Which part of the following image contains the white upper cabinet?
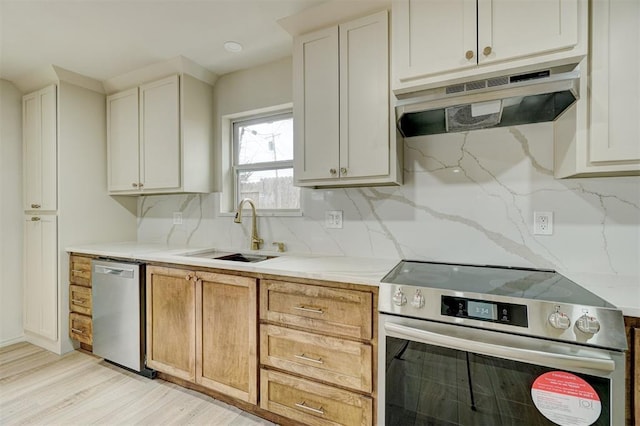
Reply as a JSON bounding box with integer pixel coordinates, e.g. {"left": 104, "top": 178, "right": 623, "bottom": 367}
{"left": 23, "top": 85, "right": 57, "bottom": 211}
{"left": 554, "top": 0, "right": 640, "bottom": 177}
{"left": 107, "top": 87, "right": 139, "bottom": 192}
{"left": 392, "top": 0, "right": 586, "bottom": 93}
{"left": 107, "top": 74, "right": 215, "bottom": 195}
{"left": 294, "top": 10, "right": 402, "bottom": 187}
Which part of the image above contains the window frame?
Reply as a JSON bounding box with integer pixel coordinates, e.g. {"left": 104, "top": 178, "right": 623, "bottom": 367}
{"left": 224, "top": 107, "right": 301, "bottom": 216}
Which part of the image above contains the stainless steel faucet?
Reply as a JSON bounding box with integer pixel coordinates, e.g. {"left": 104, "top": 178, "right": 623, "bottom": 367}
{"left": 234, "top": 198, "right": 263, "bottom": 250}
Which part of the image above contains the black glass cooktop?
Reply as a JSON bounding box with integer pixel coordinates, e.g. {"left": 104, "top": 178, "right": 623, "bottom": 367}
{"left": 382, "top": 261, "right": 616, "bottom": 308}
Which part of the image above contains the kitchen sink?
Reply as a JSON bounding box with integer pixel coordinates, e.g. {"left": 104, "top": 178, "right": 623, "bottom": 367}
{"left": 183, "top": 249, "right": 275, "bottom": 263}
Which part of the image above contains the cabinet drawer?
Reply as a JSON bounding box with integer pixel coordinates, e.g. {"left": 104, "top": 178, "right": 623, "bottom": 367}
{"left": 260, "top": 280, "right": 372, "bottom": 340}
{"left": 261, "top": 325, "right": 372, "bottom": 393}
{"left": 69, "top": 255, "right": 91, "bottom": 286}
{"left": 69, "top": 285, "right": 92, "bottom": 315}
{"left": 260, "top": 369, "right": 372, "bottom": 426}
{"left": 69, "top": 312, "right": 92, "bottom": 345}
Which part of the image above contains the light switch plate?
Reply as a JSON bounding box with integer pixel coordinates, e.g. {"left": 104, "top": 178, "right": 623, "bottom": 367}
{"left": 325, "top": 210, "right": 343, "bottom": 229}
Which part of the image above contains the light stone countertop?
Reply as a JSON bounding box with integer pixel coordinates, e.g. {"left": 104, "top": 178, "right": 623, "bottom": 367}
{"left": 66, "top": 241, "right": 640, "bottom": 316}
{"left": 65, "top": 241, "right": 401, "bottom": 287}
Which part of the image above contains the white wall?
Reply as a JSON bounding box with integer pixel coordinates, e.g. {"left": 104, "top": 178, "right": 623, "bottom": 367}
{"left": 0, "top": 79, "right": 24, "bottom": 346}
{"left": 137, "top": 58, "right": 640, "bottom": 315}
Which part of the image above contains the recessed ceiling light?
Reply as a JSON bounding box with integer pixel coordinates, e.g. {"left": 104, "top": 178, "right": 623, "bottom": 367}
{"left": 224, "top": 41, "right": 243, "bottom": 53}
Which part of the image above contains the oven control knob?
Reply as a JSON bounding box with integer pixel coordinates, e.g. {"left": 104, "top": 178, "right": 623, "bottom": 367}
{"left": 576, "top": 314, "right": 601, "bottom": 334}
{"left": 392, "top": 288, "right": 407, "bottom": 306}
{"left": 411, "top": 290, "right": 425, "bottom": 308}
{"left": 548, "top": 311, "right": 571, "bottom": 329}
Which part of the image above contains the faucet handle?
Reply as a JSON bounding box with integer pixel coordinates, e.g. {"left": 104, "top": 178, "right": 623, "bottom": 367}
{"left": 272, "top": 241, "right": 285, "bottom": 253}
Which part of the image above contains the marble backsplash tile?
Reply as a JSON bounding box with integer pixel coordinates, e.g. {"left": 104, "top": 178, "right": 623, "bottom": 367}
{"left": 138, "top": 123, "right": 640, "bottom": 280}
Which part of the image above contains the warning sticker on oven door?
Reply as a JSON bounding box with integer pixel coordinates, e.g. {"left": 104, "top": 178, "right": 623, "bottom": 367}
{"left": 531, "top": 371, "right": 601, "bottom": 426}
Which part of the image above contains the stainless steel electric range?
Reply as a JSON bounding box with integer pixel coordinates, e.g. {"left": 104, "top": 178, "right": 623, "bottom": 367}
{"left": 378, "top": 260, "right": 627, "bottom": 426}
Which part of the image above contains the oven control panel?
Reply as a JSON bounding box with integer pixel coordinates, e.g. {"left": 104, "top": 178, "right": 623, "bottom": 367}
{"left": 441, "top": 296, "right": 529, "bottom": 327}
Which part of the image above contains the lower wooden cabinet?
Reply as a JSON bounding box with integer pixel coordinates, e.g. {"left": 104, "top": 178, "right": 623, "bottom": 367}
{"left": 197, "top": 270, "right": 258, "bottom": 403}
{"left": 146, "top": 266, "right": 197, "bottom": 381}
{"left": 624, "top": 316, "right": 640, "bottom": 425}
{"left": 146, "top": 265, "right": 258, "bottom": 403}
{"left": 68, "top": 254, "right": 93, "bottom": 347}
{"left": 69, "top": 312, "right": 92, "bottom": 345}
{"left": 260, "top": 369, "right": 373, "bottom": 426}
{"left": 260, "top": 279, "right": 377, "bottom": 425}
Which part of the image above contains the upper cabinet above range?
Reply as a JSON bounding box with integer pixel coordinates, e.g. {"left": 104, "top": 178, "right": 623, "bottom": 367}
{"left": 107, "top": 74, "right": 216, "bottom": 195}
{"left": 392, "top": 0, "right": 587, "bottom": 94}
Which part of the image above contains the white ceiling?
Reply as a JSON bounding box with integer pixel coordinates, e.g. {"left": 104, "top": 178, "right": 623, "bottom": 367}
{"left": 0, "top": 0, "right": 325, "bottom": 85}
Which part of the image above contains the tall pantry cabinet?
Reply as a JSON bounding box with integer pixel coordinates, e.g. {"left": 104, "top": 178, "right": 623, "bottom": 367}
{"left": 21, "top": 69, "right": 136, "bottom": 354}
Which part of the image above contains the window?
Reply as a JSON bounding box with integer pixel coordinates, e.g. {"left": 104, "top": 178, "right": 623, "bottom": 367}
{"left": 231, "top": 111, "right": 300, "bottom": 212}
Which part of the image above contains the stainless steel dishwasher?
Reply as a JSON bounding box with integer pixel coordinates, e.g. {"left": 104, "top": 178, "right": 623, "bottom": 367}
{"left": 92, "top": 259, "right": 155, "bottom": 377}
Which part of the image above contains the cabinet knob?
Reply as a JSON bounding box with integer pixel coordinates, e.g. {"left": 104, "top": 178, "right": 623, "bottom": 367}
{"left": 465, "top": 50, "right": 474, "bottom": 60}
{"left": 132, "top": 183, "right": 138, "bottom": 188}
{"left": 483, "top": 46, "right": 492, "bottom": 56}
{"left": 138, "top": 182, "right": 144, "bottom": 188}
{"left": 31, "top": 217, "right": 41, "bottom": 222}
{"left": 31, "top": 204, "right": 41, "bottom": 209}
{"left": 329, "top": 168, "right": 337, "bottom": 176}
{"left": 185, "top": 273, "right": 193, "bottom": 281}
{"left": 340, "top": 167, "right": 347, "bottom": 175}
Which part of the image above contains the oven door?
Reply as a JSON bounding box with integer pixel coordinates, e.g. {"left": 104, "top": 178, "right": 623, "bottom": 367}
{"left": 378, "top": 314, "right": 625, "bottom": 426}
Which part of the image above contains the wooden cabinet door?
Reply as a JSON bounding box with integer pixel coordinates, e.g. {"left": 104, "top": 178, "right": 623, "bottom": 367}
{"left": 477, "top": 0, "right": 579, "bottom": 65}
{"left": 146, "top": 266, "right": 196, "bottom": 381}
{"left": 293, "top": 26, "right": 340, "bottom": 183}
{"left": 339, "top": 11, "right": 390, "bottom": 180}
{"left": 23, "top": 214, "right": 57, "bottom": 340}
{"left": 196, "top": 271, "right": 258, "bottom": 404}
{"left": 107, "top": 87, "right": 140, "bottom": 192}
{"left": 23, "top": 85, "right": 57, "bottom": 211}
{"left": 139, "top": 75, "right": 181, "bottom": 191}
{"left": 589, "top": 0, "right": 640, "bottom": 164}
{"left": 392, "top": 0, "right": 477, "bottom": 83}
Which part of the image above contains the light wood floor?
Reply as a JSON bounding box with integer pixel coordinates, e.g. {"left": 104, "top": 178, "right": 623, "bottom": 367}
{"left": 0, "top": 342, "right": 276, "bottom": 425}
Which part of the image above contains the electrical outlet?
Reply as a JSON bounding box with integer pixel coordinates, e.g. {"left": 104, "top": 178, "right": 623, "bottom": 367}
{"left": 533, "top": 211, "right": 553, "bottom": 235}
{"left": 325, "top": 210, "right": 343, "bottom": 229}
{"left": 173, "top": 212, "right": 183, "bottom": 225}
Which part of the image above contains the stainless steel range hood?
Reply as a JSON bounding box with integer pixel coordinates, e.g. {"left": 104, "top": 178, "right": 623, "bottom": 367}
{"left": 396, "top": 64, "right": 580, "bottom": 137}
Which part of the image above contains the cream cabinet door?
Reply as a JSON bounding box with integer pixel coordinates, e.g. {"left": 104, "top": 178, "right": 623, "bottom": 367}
{"left": 23, "top": 214, "right": 57, "bottom": 341}
{"left": 477, "top": 0, "right": 579, "bottom": 65}
{"left": 589, "top": 0, "right": 640, "bottom": 163}
{"left": 23, "top": 85, "right": 57, "bottom": 211}
{"left": 107, "top": 87, "right": 140, "bottom": 192}
{"left": 293, "top": 26, "right": 340, "bottom": 183}
{"left": 392, "top": 0, "right": 477, "bottom": 83}
{"left": 139, "top": 75, "right": 181, "bottom": 191}
{"left": 339, "top": 10, "right": 390, "bottom": 180}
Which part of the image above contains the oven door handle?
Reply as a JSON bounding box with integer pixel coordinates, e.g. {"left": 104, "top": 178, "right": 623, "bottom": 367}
{"left": 384, "top": 322, "right": 616, "bottom": 373}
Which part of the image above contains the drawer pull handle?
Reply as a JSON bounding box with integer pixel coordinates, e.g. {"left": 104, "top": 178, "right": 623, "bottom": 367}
{"left": 295, "top": 401, "right": 324, "bottom": 415}
{"left": 293, "top": 306, "right": 324, "bottom": 315}
{"left": 295, "top": 354, "right": 324, "bottom": 364}
{"left": 71, "top": 269, "right": 84, "bottom": 274}
{"left": 71, "top": 328, "right": 85, "bottom": 335}
{"left": 71, "top": 299, "right": 87, "bottom": 305}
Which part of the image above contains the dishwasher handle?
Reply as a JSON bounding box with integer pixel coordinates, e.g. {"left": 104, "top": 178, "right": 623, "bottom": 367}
{"left": 94, "top": 264, "right": 136, "bottom": 279}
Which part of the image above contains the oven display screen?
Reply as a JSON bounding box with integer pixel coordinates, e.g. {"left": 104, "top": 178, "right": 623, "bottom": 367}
{"left": 468, "top": 301, "right": 497, "bottom": 320}
{"left": 441, "top": 296, "right": 528, "bottom": 327}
